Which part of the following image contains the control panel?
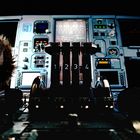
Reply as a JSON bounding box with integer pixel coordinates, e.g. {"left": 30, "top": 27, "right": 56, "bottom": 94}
{"left": 1, "top": 15, "right": 140, "bottom": 140}
{"left": 91, "top": 18, "right": 127, "bottom": 91}
{"left": 1, "top": 15, "right": 138, "bottom": 93}
{"left": 11, "top": 17, "right": 53, "bottom": 90}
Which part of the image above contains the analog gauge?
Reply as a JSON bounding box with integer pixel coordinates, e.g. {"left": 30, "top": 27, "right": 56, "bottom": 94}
{"left": 108, "top": 48, "right": 119, "bottom": 57}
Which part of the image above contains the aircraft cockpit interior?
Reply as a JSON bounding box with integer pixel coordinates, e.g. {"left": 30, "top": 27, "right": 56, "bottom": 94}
{"left": 1, "top": 14, "right": 140, "bottom": 139}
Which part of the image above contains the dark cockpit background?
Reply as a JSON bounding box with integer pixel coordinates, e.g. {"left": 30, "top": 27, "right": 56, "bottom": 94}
{"left": 1, "top": 0, "right": 140, "bottom": 16}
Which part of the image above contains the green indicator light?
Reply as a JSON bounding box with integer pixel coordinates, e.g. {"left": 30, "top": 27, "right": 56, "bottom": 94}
{"left": 94, "top": 25, "right": 107, "bottom": 29}
{"left": 94, "top": 25, "right": 98, "bottom": 28}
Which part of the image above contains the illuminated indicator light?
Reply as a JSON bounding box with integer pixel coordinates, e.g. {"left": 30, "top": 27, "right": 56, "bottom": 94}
{"left": 85, "top": 105, "right": 89, "bottom": 109}
{"left": 110, "top": 105, "right": 114, "bottom": 108}
{"left": 45, "top": 29, "right": 49, "bottom": 33}
{"left": 98, "top": 61, "right": 109, "bottom": 64}
{"left": 77, "top": 122, "right": 81, "bottom": 126}
{"left": 105, "top": 105, "right": 108, "bottom": 108}
{"left": 60, "top": 105, "right": 64, "bottom": 108}
{"left": 94, "top": 25, "right": 107, "bottom": 29}
{"left": 35, "top": 105, "right": 39, "bottom": 108}
{"left": 5, "top": 114, "right": 8, "bottom": 116}
{"left": 109, "top": 129, "right": 115, "bottom": 132}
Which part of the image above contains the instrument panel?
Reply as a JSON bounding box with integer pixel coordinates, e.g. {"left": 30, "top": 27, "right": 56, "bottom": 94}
{"left": 1, "top": 15, "right": 140, "bottom": 140}
{"left": 0, "top": 15, "right": 139, "bottom": 92}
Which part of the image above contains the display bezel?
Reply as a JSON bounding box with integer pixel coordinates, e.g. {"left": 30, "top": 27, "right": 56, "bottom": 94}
{"left": 33, "top": 20, "right": 49, "bottom": 34}
{"left": 54, "top": 18, "right": 89, "bottom": 43}
{"left": 20, "top": 72, "right": 41, "bottom": 88}
{"left": 99, "top": 71, "right": 119, "bottom": 85}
